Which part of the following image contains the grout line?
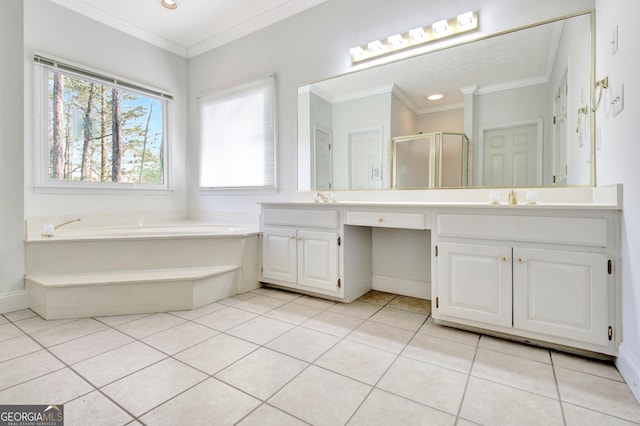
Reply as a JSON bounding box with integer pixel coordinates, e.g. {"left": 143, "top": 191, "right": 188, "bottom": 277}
{"left": 550, "top": 350, "right": 569, "bottom": 426}
{"left": 454, "top": 339, "right": 480, "bottom": 425}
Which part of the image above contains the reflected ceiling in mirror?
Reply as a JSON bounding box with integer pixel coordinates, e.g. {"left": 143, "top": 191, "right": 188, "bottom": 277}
{"left": 297, "top": 11, "right": 594, "bottom": 191}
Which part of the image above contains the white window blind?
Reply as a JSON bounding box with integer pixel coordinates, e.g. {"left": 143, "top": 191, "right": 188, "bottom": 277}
{"left": 198, "top": 75, "right": 277, "bottom": 189}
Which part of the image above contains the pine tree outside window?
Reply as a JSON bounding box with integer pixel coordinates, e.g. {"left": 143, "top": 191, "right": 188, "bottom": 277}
{"left": 34, "top": 55, "right": 171, "bottom": 188}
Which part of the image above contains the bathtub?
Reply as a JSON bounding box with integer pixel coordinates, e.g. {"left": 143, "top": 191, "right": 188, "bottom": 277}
{"left": 24, "top": 220, "right": 261, "bottom": 318}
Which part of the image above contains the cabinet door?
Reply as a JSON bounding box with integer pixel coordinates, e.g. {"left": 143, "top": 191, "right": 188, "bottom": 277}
{"left": 438, "top": 242, "right": 512, "bottom": 327}
{"left": 513, "top": 248, "right": 609, "bottom": 345}
{"left": 297, "top": 230, "right": 339, "bottom": 292}
{"left": 262, "top": 227, "right": 297, "bottom": 283}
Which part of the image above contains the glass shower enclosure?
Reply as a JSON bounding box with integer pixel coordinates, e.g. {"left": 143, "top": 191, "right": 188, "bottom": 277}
{"left": 392, "top": 132, "right": 470, "bottom": 189}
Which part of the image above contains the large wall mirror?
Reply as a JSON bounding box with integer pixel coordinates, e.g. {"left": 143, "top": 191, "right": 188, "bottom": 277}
{"left": 297, "top": 11, "right": 594, "bottom": 191}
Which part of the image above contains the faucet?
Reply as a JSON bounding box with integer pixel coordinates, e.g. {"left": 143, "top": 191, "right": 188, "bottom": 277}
{"left": 41, "top": 217, "right": 81, "bottom": 237}
{"left": 316, "top": 192, "right": 329, "bottom": 203}
{"left": 55, "top": 218, "right": 81, "bottom": 230}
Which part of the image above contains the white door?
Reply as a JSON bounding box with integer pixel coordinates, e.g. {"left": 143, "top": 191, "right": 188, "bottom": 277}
{"left": 349, "top": 128, "right": 382, "bottom": 190}
{"left": 261, "top": 227, "right": 297, "bottom": 284}
{"left": 513, "top": 248, "right": 610, "bottom": 345}
{"left": 483, "top": 124, "right": 538, "bottom": 186}
{"left": 553, "top": 72, "right": 568, "bottom": 186}
{"left": 314, "top": 127, "right": 332, "bottom": 190}
{"left": 438, "top": 242, "right": 512, "bottom": 327}
{"left": 297, "top": 230, "right": 339, "bottom": 293}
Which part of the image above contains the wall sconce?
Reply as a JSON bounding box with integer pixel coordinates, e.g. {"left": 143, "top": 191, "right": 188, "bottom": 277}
{"left": 349, "top": 11, "right": 479, "bottom": 63}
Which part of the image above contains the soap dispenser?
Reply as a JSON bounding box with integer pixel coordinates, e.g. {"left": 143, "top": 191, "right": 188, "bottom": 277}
{"left": 508, "top": 190, "right": 518, "bottom": 205}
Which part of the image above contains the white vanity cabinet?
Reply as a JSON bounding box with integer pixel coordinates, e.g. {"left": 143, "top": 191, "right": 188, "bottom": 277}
{"left": 433, "top": 212, "right": 618, "bottom": 355}
{"left": 261, "top": 206, "right": 342, "bottom": 298}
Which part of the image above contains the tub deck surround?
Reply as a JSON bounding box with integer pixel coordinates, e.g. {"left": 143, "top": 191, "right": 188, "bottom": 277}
{"left": 27, "top": 266, "right": 239, "bottom": 320}
{"left": 259, "top": 185, "right": 622, "bottom": 356}
{"left": 24, "top": 220, "right": 261, "bottom": 319}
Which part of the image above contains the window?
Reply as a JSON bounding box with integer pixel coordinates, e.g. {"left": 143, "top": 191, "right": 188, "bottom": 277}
{"left": 34, "top": 55, "right": 171, "bottom": 187}
{"left": 198, "top": 75, "right": 276, "bottom": 189}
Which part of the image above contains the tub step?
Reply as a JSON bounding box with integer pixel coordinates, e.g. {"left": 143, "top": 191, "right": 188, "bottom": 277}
{"left": 26, "top": 266, "right": 240, "bottom": 320}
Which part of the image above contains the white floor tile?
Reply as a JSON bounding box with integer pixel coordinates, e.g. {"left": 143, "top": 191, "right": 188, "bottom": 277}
{"left": 418, "top": 317, "right": 480, "bottom": 346}
{"left": 269, "top": 365, "right": 371, "bottom": 426}
{"left": 175, "top": 333, "right": 258, "bottom": 375}
{"left": 227, "top": 316, "right": 294, "bottom": 345}
{"left": 140, "top": 378, "right": 260, "bottom": 426}
{"left": 478, "top": 335, "right": 551, "bottom": 364}
{"left": 302, "top": 311, "right": 364, "bottom": 338}
{"left": 216, "top": 347, "right": 307, "bottom": 400}
{"left": 64, "top": 390, "right": 134, "bottom": 426}
{"left": 49, "top": 328, "right": 135, "bottom": 365}
{"left": 73, "top": 341, "right": 166, "bottom": 387}
{"left": 369, "top": 306, "right": 427, "bottom": 332}
{"left": 377, "top": 356, "right": 468, "bottom": 415}
{"left": 30, "top": 318, "right": 107, "bottom": 347}
{"left": 552, "top": 351, "right": 623, "bottom": 381}
{"left": 266, "top": 326, "right": 340, "bottom": 362}
{"left": 315, "top": 339, "right": 396, "bottom": 385}
{"left": 460, "top": 376, "right": 564, "bottom": 426}
{"left": 0, "top": 350, "right": 64, "bottom": 391}
{"left": 0, "top": 323, "right": 25, "bottom": 342}
{"left": 563, "top": 402, "right": 639, "bottom": 426}
{"left": 347, "top": 320, "right": 414, "bottom": 354}
{"left": 2, "top": 309, "right": 37, "bottom": 322}
{"left": 193, "top": 306, "right": 257, "bottom": 331}
{"left": 115, "top": 313, "right": 185, "bottom": 339}
{"left": 403, "top": 333, "right": 477, "bottom": 373}
{"left": 472, "top": 348, "right": 558, "bottom": 398}
{"left": 556, "top": 366, "right": 640, "bottom": 423}
{"left": 237, "top": 404, "right": 307, "bottom": 426}
{"left": 102, "top": 358, "right": 206, "bottom": 417}
{"left": 349, "top": 388, "right": 456, "bottom": 426}
{"left": 142, "top": 321, "right": 218, "bottom": 355}
{"left": 0, "top": 368, "right": 92, "bottom": 405}
{"left": 0, "top": 334, "right": 42, "bottom": 363}
{"left": 264, "top": 302, "right": 322, "bottom": 325}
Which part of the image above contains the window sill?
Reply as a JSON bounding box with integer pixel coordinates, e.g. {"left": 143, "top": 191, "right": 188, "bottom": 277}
{"left": 32, "top": 184, "right": 175, "bottom": 196}
{"left": 198, "top": 186, "right": 278, "bottom": 196}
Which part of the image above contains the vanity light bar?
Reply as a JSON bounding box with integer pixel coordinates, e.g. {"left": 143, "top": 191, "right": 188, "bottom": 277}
{"left": 349, "top": 11, "right": 479, "bottom": 63}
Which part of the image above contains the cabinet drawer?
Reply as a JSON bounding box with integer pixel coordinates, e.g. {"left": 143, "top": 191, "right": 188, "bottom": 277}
{"left": 263, "top": 208, "right": 339, "bottom": 229}
{"left": 346, "top": 210, "right": 424, "bottom": 229}
{"left": 437, "top": 214, "right": 607, "bottom": 247}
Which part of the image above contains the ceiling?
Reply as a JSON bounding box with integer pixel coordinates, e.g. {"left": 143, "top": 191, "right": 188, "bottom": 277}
{"left": 49, "top": 0, "right": 328, "bottom": 58}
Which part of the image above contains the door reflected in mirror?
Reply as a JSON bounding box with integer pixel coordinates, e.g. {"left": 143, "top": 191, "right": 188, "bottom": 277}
{"left": 297, "top": 11, "right": 594, "bottom": 191}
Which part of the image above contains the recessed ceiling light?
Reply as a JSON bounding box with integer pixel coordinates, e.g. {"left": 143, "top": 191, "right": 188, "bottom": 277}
{"left": 427, "top": 92, "right": 447, "bottom": 101}
{"left": 160, "top": 0, "right": 178, "bottom": 10}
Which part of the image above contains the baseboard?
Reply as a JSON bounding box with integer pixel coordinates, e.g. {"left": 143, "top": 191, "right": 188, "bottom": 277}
{"left": 372, "top": 274, "right": 430, "bottom": 299}
{"left": 0, "top": 290, "right": 30, "bottom": 315}
{"left": 616, "top": 342, "right": 640, "bottom": 403}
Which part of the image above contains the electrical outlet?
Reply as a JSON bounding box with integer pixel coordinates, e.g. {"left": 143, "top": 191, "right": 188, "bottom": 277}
{"left": 611, "top": 25, "right": 619, "bottom": 54}
{"left": 612, "top": 84, "right": 624, "bottom": 116}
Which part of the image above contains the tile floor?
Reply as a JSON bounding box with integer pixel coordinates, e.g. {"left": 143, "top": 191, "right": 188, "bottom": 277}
{"left": 1, "top": 289, "right": 639, "bottom": 425}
